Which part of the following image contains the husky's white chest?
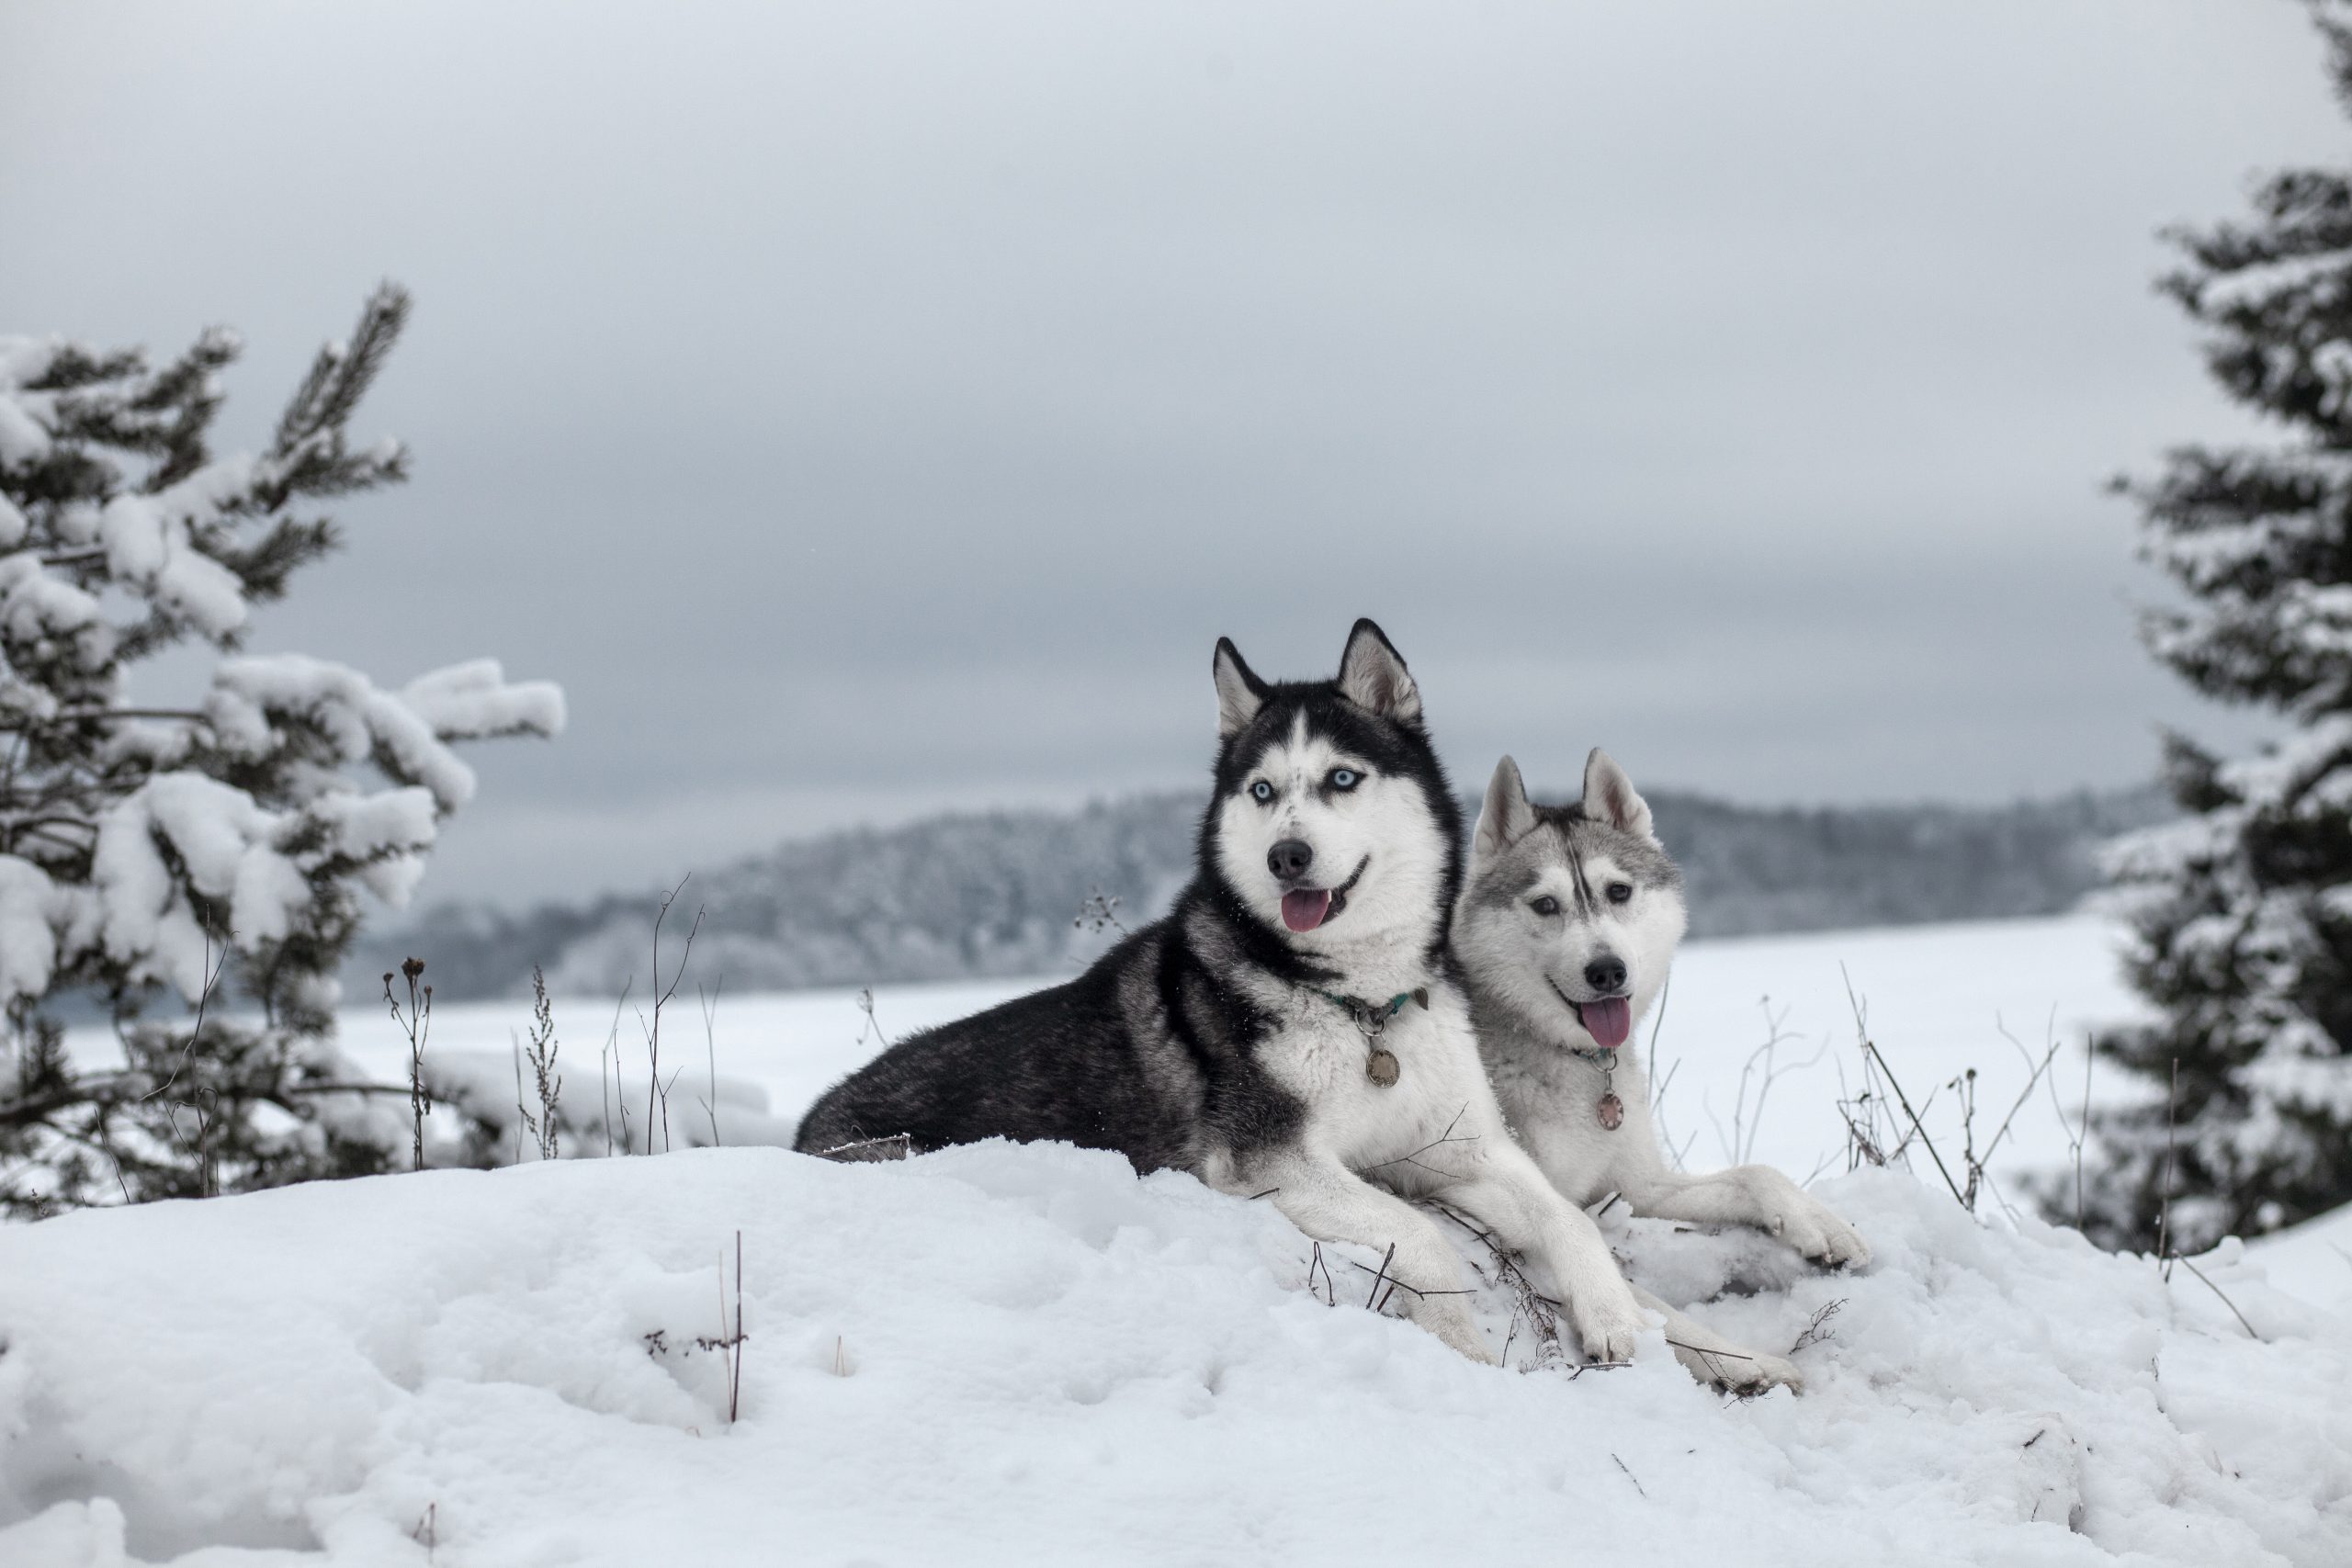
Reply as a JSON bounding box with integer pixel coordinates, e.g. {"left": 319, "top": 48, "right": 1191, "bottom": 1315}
{"left": 1483, "top": 1035, "right": 1645, "bottom": 1207}
{"left": 1260, "top": 986, "right": 1499, "bottom": 1185}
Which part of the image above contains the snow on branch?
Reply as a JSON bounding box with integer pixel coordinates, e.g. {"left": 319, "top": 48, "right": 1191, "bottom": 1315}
{"left": 207, "top": 653, "right": 564, "bottom": 814}
{"left": 0, "top": 287, "right": 564, "bottom": 1216}
{"left": 401, "top": 659, "right": 567, "bottom": 742}
{"left": 96, "top": 464, "right": 262, "bottom": 638}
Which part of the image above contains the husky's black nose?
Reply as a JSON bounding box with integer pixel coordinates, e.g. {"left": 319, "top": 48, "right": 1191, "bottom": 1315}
{"left": 1267, "top": 839, "right": 1315, "bottom": 881}
{"left": 1584, "top": 955, "right": 1627, "bottom": 994}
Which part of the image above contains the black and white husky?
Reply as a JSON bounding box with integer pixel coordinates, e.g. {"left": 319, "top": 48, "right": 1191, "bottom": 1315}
{"left": 796, "top": 621, "right": 1649, "bottom": 1365}
{"left": 1453, "top": 750, "right": 1872, "bottom": 1389}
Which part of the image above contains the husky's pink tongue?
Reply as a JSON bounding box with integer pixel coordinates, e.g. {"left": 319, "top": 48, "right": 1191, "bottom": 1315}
{"left": 1281, "top": 888, "right": 1332, "bottom": 932}
{"left": 1577, "top": 997, "right": 1632, "bottom": 1047}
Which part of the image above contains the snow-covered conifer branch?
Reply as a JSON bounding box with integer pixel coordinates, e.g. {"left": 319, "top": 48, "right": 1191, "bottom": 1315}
{"left": 2073, "top": 6, "right": 2352, "bottom": 1251}
{"left": 0, "top": 287, "right": 562, "bottom": 1216}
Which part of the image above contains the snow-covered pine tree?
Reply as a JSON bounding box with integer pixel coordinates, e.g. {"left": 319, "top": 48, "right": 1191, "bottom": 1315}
{"left": 0, "top": 285, "right": 564, "bottom": 1216}
{"left": 2080, "top": 5, "right": 2352, "bottom": 1254}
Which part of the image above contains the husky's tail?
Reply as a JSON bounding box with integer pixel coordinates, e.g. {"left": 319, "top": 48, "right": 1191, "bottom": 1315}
{"left": 793, "top": 1088, "right": 915, "bottom": 1163}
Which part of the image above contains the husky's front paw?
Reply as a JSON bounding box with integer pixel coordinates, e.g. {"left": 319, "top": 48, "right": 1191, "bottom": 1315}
{"left": 1736, "top": 1168, "right": 1869, "bottom": 1268}
{"left": 1565, "top": 1286, "right": 1649, "bottom": 1366}
{"left": 1409, "top": 1298, "right": 1498, "bottom": 1365}
{"left": 1771, "top": 1196, "right": 1870, "bottom": 1269}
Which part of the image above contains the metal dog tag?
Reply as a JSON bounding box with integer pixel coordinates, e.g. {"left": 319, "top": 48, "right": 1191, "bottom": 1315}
{"left": 1596, "top": 1092, "right": 1623, "bottom": 1131}
{"left": 1366, "top": 1048, "right": 1400, "bottom": 1088}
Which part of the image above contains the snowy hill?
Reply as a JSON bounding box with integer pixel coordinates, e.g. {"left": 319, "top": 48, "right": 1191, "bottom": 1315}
{"left": 3, "top": 1147, "right": 2346, "bottom": 1566}
{"left": 352, "top": 785, "right": 2168, "bottom": 1001}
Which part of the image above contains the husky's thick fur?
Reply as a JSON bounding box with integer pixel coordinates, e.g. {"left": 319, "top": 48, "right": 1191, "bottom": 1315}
{"left": 797, "top": 621, "right": 1650, "bottom": 1365}
{"left": 1453, "top": 750, "right": 1871, "bottom": 1389}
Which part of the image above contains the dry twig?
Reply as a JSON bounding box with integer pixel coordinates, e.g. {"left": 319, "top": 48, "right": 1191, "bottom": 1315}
{"left": 1790, "top": 1298, "right": 1846, "bottom": 1355}
{"left": 511, "top": 1029, "right": 528, "bottom": 1167}
{"left": 2158, "top": 1056, "right": 2179, "bottom": 1268}
{"left": 1363, "top": 1241, "right": 1398, "bottom": 1311}
{"left": 1354, "top": 1105, "right": 1476, "bottom": 1180}
{"left": 524, "top": 965, "right": 560, "bottom": 1161}
{"left": 1073, "top": 888, "right": 1129, "bottom": 937}
{"left": 1430, "top": 1201, "right": 1564, "bottom": 1371}
{"left": 384, "top": 957, "right": 433, "bottom": 1171}
{"left": 696, "top": 978, "right": 723, "bottom": 1148}
{"left": 141, "top": 908, "right": 230, "bottom": 1103}
{"left": 1703, "top": 997, "right": 1829, "bottom": 1168}
{"left": 1837, "top": 964, "right": 1966, "bottom": 1209}
{"left": 602, "top": 979, "right": 634, "bottom": 1154}
{"left": 2171, "top": 1254, "right": 2260, "bottom": 1339}
{"left": 693, "top": 1229, "right": 750, "bottom": 1424}
{"left": 642, "top": 878, "right": 705, "bottom": 1155}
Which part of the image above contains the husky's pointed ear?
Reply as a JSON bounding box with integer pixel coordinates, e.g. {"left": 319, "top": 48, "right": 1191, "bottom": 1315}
{"left": 1336, "top": 617, "right": 1422, "bottom": 728}
{"left": 1472, "top": 755, "right": 1538, "bottom": 864}
{"left": 1582, "top": 748, "right": 1655, "bottom": 840}
{"left": 1213, "top": 637, "right": 1267, "bottom": 739}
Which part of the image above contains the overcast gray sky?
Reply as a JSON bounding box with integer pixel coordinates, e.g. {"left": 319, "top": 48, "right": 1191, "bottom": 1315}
{"left": 3, "top": 1, "right": 2342, "bottom": 906}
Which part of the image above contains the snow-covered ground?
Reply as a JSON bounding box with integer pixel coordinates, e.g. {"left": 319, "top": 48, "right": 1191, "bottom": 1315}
{"left": 9, "top": 913, "right": 2351, "bottom": 1565}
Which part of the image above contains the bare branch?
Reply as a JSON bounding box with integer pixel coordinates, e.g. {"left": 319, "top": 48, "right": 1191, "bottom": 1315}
{"left": 1789, "top": 1298, "right": 1846, "bottom": 1355}
{"left": 2171, "top": 1254, "right": 2261, "bottom": 1339}
{"left": 1353, "top": 1104, "right": 1476, "bottom": 1179}
{"left": 1844, "top": 970, "right": 1965, "bottom": 1207}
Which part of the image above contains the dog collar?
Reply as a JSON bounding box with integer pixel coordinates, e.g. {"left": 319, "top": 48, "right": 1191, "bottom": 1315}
{"left": 1311, "top": 987, "right": 1429, "bottom": 1088}
{"left": 1566, "top": 1043, "right": 1626, "bottom": 1131}
{"left": 1314, "top": 987, "right": 1426, "bottom": 1026}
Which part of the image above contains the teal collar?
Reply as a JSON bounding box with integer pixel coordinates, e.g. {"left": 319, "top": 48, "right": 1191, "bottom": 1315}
{"left": 1317, "top": 987, "right": 1417, "bottom": 1018}
{"left": 1313, "top": 987, "right": 1429, "bottom": 1037}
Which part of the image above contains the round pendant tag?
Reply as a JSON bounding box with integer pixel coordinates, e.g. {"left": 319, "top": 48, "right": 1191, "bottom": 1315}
{"left": 1597, "top": 1092, "right": 1623, "bottom": 1131}
{"left": 1366, "top": 1048, "right": 1400, "bottom": 1087}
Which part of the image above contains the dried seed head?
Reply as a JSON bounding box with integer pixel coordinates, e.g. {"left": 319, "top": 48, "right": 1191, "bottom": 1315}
{"left": 401, "top": 957, "right": 425, "bottom": 981}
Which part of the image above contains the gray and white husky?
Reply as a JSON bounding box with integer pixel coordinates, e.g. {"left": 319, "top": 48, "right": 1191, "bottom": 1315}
{"left": 797, "top": 621, "right": 1650, "bottom": 1365}
{"left": 1453, "top": 750, "right": 1872, "bottom": 1391}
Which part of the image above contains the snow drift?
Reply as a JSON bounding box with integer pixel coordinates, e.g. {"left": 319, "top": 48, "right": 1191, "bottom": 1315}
{"left": 1, "top": 1144, "right": 2346, "bottom": 1566}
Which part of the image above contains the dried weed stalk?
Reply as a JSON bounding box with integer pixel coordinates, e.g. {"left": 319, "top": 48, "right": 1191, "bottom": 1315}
{"left": 384, "top": 957, "right": 432, "bottom": 1171}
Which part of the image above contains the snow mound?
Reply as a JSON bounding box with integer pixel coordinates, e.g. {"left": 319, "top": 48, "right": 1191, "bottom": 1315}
{"left": 1, "top": 1148, "right": 2346, "bottom": 1566}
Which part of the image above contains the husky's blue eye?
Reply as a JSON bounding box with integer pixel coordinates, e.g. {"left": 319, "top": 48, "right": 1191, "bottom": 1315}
{"left": 1607, "top": 882, "right": 1634, "bottom": 905}
{"left": 1329, "top": 768, "right": 1360, "bottom": 791}
{"left": 1531, "top": 895, "right": 1561, "bottom": 917}
{"left": 1250, "top": 780, "right": 1274, "bottom": 803}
